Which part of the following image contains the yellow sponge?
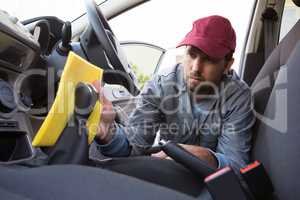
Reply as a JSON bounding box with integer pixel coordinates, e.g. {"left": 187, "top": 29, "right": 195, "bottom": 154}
{"left": 32, "top": 52, "right": 103, "bottom": 147}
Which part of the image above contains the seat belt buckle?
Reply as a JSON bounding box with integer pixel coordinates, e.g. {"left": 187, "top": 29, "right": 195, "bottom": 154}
{"left": 240, "top": 161, "right": 274, "bottom": 200}
{"left": 204, "top": 166, "right": 249, "bottom": 200}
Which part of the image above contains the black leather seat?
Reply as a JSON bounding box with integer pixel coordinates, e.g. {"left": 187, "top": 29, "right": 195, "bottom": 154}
{"left": 251, "top": 1, "right": 300, "bottom": 199}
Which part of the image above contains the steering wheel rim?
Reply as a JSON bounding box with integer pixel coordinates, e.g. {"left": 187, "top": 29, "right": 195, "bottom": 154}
{"left": 84, "top": 0, "right": 139, "bottom": 95}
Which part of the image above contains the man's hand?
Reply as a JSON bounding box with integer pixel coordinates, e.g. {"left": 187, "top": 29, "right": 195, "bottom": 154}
{"left": 180, "top": 144, "right": 218, "bottom": 168}
{"left": 152, "top": 151, "right": 169, "bottom": 159}
{"left": 93, "top": 81, "right": 116, "bottom": 144}
{"left": 152, "top": 144, "right": 218, "bottom": 168}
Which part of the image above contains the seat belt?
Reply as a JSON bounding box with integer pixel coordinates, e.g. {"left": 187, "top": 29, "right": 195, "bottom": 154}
{"left": 261, "top": 6, "right": 278, "bottom": 60}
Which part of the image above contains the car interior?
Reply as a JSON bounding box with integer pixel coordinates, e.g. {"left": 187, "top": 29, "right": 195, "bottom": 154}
{"left": 0, "top": 0, "right": 299, "bottom": 199}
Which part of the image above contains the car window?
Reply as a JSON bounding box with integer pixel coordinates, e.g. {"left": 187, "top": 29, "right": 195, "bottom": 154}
{"left": 109, "top": 0, "right": 255, "bottom": 80}
{"left": 279, "top": 0, "right": 300, "bottom": 41}
{"left": 121, "top": 43, "right": 165, "bottom": 88}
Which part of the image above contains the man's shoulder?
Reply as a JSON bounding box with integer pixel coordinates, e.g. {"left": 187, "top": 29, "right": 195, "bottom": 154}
{"left": 154, "top": 64, "right": 186, "bottom": 96}
{"left": 141, "top": 64, "right": 183, "bottom": 97}
{"left": 222, "top": 70, "right": 252, "bottom": 104}
{"left": 156, "top": 64, "right": 182, "bottom": 79}
{"left": 224, "top": 70, "right": 250, "bottom": 90}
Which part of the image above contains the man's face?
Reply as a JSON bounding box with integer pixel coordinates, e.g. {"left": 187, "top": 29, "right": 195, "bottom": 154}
{"left": 183, "top": 46, "right": 233, "bottom": 95}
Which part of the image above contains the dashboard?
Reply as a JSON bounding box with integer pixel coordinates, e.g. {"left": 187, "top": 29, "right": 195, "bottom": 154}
{"left": 0, "top": 7, "right": 134, "bottom": 164}
{"left": 0, "top": 11, "right": 63, "bottom": 164}
{"left": 0, "top": 10, "right": 40, "bottom": 72}
{"left": 0, "top": 8, "right": 113, "bottom": 164}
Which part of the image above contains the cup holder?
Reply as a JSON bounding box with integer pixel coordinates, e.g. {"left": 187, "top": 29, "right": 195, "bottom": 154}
{"left": 0, "top": 131, "right": 34, "bottom": 164}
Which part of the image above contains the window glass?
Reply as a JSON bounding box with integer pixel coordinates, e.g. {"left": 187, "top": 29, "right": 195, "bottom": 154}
{"left": 279, "top": 0, "right": 300, "bottom": 41}
{"left": 122, "top": 44, "right": 164, "bottom": 87}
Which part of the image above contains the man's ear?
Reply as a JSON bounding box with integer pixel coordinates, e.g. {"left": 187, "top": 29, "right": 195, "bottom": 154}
{"left": 224, "top": 58, "right": 234, "bottom": 73}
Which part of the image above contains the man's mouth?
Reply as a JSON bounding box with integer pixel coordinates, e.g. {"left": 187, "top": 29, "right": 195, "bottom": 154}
{"left": 189, "top": 76, "right": 205, "bottom": 82}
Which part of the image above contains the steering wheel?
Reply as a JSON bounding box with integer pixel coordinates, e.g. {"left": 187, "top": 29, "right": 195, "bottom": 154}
{"left": 84, "top": 0, "right": 140, "bottom": 96}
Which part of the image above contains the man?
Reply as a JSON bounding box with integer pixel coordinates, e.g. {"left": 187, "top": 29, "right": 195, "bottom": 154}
{"left": 93, "top": 15, "right": 255, "bottom": 172}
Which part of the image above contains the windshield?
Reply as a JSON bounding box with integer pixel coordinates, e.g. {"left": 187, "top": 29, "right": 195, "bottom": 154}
{"left": 1, "top": 0, "right": 106, "bottom": 22}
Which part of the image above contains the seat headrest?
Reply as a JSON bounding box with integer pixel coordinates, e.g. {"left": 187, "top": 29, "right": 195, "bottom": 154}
{"left": 293, "top": 0, "right": 300, "bottom": 7}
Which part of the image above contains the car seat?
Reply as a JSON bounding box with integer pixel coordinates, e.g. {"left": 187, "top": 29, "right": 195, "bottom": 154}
{"left": 251, "top": 1, "right": 300, "bottom": 199}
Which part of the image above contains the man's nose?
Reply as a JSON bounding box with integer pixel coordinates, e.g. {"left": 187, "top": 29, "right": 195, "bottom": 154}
{"left": 191, "top": 57, "right": 203, "bottom": 73}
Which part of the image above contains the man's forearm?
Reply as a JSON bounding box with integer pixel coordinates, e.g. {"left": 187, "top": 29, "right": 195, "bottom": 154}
{"left": 180, "top": 144, "right": 218, "bottom": 169}
{"left": 95, "top": 125, "right": 131, "bottom": 157}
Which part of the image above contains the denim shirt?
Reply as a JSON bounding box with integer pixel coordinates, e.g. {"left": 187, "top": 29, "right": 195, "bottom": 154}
{"left": 96, "top": 64, "right": 255, "bottom": 172}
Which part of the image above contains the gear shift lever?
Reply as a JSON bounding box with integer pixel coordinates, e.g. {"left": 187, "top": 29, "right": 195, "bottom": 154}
{"left": 74, "top": 82, "right": 98, "bottom": 118}
{"left": 57, "top": 21, "right": 72, "bottom": 55}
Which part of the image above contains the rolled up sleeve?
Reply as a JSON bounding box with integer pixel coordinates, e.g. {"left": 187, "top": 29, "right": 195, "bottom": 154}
{"left": 94, "top": 125, "right": 131, "bottom": 157}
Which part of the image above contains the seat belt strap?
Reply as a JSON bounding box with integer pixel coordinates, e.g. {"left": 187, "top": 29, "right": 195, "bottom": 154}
{"left": 262, "top": 6, "right": 278, "bottom": 60}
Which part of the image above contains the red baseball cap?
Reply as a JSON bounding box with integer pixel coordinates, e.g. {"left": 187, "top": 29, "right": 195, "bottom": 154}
{"left": 177, "top": 15, "right": 236, "bottom": 60}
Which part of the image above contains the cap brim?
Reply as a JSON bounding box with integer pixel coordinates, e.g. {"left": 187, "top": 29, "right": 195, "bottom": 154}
{"left": 176, "top": 37, "right": 230, "bottom": 60}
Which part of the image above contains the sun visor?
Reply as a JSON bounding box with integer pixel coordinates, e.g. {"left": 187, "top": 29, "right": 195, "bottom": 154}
{"left": 32, "top": 52, "right": 103, "bottom": 147}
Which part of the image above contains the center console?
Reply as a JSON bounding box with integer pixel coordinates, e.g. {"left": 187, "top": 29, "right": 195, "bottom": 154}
{"left": 0, "top": 69, "right": 36, "bottom": 164}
